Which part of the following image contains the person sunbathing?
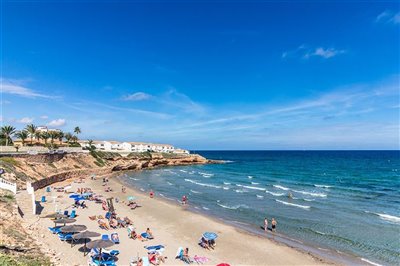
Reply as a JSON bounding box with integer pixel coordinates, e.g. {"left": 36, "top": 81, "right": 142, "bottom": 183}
{"left": 129, "top": 229, "right": 137, "bottom": 239}
{"left": 109, "top": 218, "right": 118, "bottom": 228}
{"left": 182, "top": 248, "right": 192, "bottom": 264}
{"left": 137, "top": 258, "right": 143, "bottom": 266}
{"left": 98, "top": 219, "right": 110, "bottom": 230}
{"left": 200, "top": 238, "right": 210, "bottom": 249}
{"left": 124, "top": 217, "right": 133, "bottom": 225}
{"left": 146, "top": 228, "right": 154, "bottom": 239}
{"left": 148, "top": 253, "right": 158, "bottom": 265}
{"left": 80, "top": 201, "right": 87, "bottom": 208}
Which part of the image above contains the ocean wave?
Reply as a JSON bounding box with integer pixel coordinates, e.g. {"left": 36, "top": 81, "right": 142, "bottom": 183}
{"left": 217, "top": 203, "right": 248, "bottom": 210}
{"left": 365, "top": 211, "right": 400, "bottom": 224}
{"left": 273, "top": 185, "right": 290, "bottom": 191}
{"left": 140, "top": 188, "right": 145, "bottom": 192}
{"left": 236, "top": 184, "right": 243, "bottom": 187}
{"left": 242, "top": 185, "right": 265, "bottom": 191}
{"left": 361, "top": 258, "right": 383, "bottom": 266}
{"left": 256, "top": 195, "right": 264, "bottom": 199}
{"left": 190, "top": 189, "right": 202, "bottom": 194}
{"left": 314, "top": 184, "right": 332, "bottom": 188}
{"left": 184, "top": 179, "right": 221, "bottom": 189}
{"left": 202, "top": 206, "right": 210, "bottom": 210}
{"left": 303, "top": 198, "right": 315, "bottom": 202}
{"left": 235, "top": 189, "right": 248, "bottom": 193}
{"left": 180, "top": 170, "right": 188, "bottom": 173}
{"left": 265, "top": 190, "right": 285, "bottom": 196}
{"left": 248, "top": 176, "right": 253, "bottom": 179}
{"left": 293, "top": 189, "right": 327, "bottom": 197}
{"left": 223, "top": 182, "right": 231, "bottom": 185}
{"left": 276, "top": 199, "right": 310, "bottom": 209}
{"left": 129, "top": 177, "right": 140, "bottom": 181}
{"left": 222, "top": 187, "right": 230, "bottom": 190}
{"left": 167, "top": 182, "right": 173, "bottom": 186}
{"left": 199, "top": 172, "right": 214, "bottom": 178}
{"left": 251, "top": 182, "right": 260, "bottom": 185}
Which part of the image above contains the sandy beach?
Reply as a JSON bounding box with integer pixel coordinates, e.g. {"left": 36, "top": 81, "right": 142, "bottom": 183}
{"left": 19, "top": 173, "right": 338, "bottom": 266}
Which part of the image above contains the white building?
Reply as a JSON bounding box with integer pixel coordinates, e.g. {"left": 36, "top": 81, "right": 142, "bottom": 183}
{"left": 79, "top": 140, "right": 179, "bottom": 153}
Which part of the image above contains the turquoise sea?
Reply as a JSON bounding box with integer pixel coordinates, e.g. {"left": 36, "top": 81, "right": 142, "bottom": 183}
{"left": 119, "top": 151, "right": 400, "bottom": 265}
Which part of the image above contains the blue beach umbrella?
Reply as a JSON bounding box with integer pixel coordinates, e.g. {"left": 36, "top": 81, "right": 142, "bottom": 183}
{"left": 69, "top": 194, "right": 80, "bottom": 198}
{"left": 202, "top": 232, "right": 218, "bottom": 241}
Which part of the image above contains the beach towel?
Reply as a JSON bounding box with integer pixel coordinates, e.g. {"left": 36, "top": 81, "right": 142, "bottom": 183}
{"left": 141, "top": 232, "right": 153, "bottom": 239}
{"left": 142, "top": 256, "right": 150, "bottom": 266}
{"left": 145, "top": 245, "right": 165, "bottom": 253}
{"left": 193, "top": 255, "right": 209, "bottom": 264}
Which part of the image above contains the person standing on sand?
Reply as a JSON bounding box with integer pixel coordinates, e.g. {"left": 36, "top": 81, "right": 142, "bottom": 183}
{"left": 182, "top": 195, "right": 188, "bottom": 205}
{"left": 122, "top": 186, "right": 126, "bottom": 193}
{"left": 264, "top": 217, "right": 268, "bottom": 232}
{"left": 271, "top": 218, "right": 277, "bottom": 232}
{"left": 149, "top": 190, "right": 154, "bottom": 198}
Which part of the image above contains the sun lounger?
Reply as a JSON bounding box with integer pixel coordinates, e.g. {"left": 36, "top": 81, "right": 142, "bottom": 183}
{"left": 141, "top": 233, "right": 153, "bottom": 240}
{"left": 145, "top": 245, "right": 165, "bottom": 253}
{"left": 58, "top": 232, "right": 74, "bottom": 241}
{"left": 63, "top": 210, "right": 69, "bottom": 216}
{"left": 102, "top": 234, "right": 110, "bottom": 241}
{"left": 48, "top": 226, "right": 62, "bottom": 234}
{"left": 92, "top": 248, "right": 120, "bottom": 257}
{"left": 111, "top": 233, "right": 120, "bottom": 244}
{"left": 89, "top": 255, "right": 116, "bottom": 266}
{"left": 70, "top": 210, "right": 76, "bottom": 218}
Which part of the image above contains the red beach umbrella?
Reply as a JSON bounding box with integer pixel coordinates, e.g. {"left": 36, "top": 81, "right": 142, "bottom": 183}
{"left": 216, "top": 264, "right": 231, "bottom": 266}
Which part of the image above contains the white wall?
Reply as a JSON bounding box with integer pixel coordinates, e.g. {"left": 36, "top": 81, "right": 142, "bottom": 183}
{"left": 0, "top": 178, "right": 17, "bottom": 194}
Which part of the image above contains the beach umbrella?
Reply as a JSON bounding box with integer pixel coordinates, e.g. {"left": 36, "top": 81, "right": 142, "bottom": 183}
{"left": 54, "top": 218, "right": 76, "bottom": 227}
{"left": 202, "top": 232, "right": 218, "bottom": 241}
{"left": 73, "top": 231, "right": 101, "bottom": 255}
{"left": 60, "top": 224, "right": 87, "bottom": 233}
{"left": 69, "top": 194, "right": 80, "bottom": 198}
{"left": 216, "top": 264, "right": 230, "bottom": 266}
{"left": 86, "top": 239, "right": 114, "bottom": 260}
{"left": 41, "top": 213, "right": 68, "bottom": 219}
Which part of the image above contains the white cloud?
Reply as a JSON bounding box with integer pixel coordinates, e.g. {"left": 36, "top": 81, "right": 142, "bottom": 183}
{"left": 283, "top": 45, "right": 346, "bottom": 60}
{"left": 47, "top": 119, "right": 66, "bottom": 127}
{"left": 376, "top": 10, "right": 400, "bottom": 24}
{"left": 122, "top": 92, "right": 152, "bottom": 101}
{"left": 1, "top": 78, "right": 54, "bottom": 98}
{"left": 16, "top": 117, "right": 34, "bottom": 123}
{"left": 40, "top": 115, "right": 48, "bottom": 119}
{"left": 304, "top": 47, "right": 346, "bottom": 59}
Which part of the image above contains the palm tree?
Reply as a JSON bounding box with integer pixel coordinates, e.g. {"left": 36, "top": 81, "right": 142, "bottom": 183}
{"left": 64, "top": 132, "right": 73, "bottom": 143}
{"left": 74, "top": 126, "right": 81, "bottom": 135}
{"left": 41, "top": 132, "right": 50, "bottom": 145}
{"left": 1, "top": 126, "right": 16, "bottom": 146}
{"left": 57, "top": 131, "right": 64, "bottom": 145}
{"left": 15, "top": 130, "right": 29, "bottom": 146}
{"left": 48, "top": 131, "right": 58, "bottom": 144}
{"left": 25, "top": 124, "right": 37, "bottom": 145}
{"left": 34, "top": 131, "right": 41, "bottom": 144}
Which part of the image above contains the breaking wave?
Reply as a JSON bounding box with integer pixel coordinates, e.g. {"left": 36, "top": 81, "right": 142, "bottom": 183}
{"left": 275, "top": 199, "right": 310, "bottom": 209}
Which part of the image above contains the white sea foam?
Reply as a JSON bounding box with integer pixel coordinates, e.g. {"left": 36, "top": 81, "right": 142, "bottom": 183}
{"left": 223, "top": 182, "right": 231, "bottom": 185}
{"left": 222, "top": 187, "right": 230, "bottom": 190}
{"left": 199, "top": 172, "right": 214, "bottom": 178}
{"left": 273, "top": 185, "right": 290, "bottom": 191}
{"left": 235, "top": 189, "right": 248, "bottom": 193}
{"left": 361, "top": 258, "right": 383, "bottom": 266}
{"left": 314, "top": 184, "right": 332, "bottom": 188}
{"left": 236, "top": 184, "right": 243, "bottom": 187}
{"left": 303, "top": 198, "right": 315, "bottom": 202}
{"left": 217, "top": 203, "right": 248, "bottom": 210}
{"left": 275, "top": 199, "right": 310, "bottom": 209}
{"left": 184, "top": 179, "right": 221, "bottom": 189}
{"left": 242, "top": 185, "right": 265, "bottom": 191}
{"left": 190, "top": 189, "right": 202, "bottom": 194}
{"left": 130, "top": 177, "right": 140, "bottom": 181}
{"left": 248, "top": 176, "right": 253, "bottom": 179}
{"left": 167, "top": 181, "right": 173, "bottom": 186}
{"left": 265, "top": 190, "right": 285, "bottom": 196}
{"left": 256, "top": 195, "right": 264, "bottom": 199}
{"left": 366, "top": 212, "right": 400, "bottom": 224}
{"left": 180, "top": 170, "right": 188, "bottom": 173}
{"left": 251, "top": 182, "right": 260, "bottom": 185}
{"left": 292, "top": 189, "right": 327, "bottom": 197}
{"left": 140, "top": 188, "right": 145, "bottom": 192}
{"left": 202, "top": 206, "right": 210, "bottom": 210}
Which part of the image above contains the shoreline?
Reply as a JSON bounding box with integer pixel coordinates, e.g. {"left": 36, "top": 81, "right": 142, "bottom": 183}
{"left": 115, "top": 171, "right": 368, "bottom": 266}
{"left": 22, "top": 171, "right": 340, "bottom": 266}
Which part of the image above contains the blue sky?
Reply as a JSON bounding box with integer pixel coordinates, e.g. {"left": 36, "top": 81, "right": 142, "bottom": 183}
{"left": 1, "top": 1, "right": 399, "bottom": 150}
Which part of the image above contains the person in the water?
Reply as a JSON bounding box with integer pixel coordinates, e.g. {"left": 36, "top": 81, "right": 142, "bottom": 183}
{"left": 288, "top": 192, "right": 293, "bottom": 199}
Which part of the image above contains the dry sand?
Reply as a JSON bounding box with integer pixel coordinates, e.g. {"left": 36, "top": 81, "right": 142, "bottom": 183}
{"left": 25, "top": 175, "right": 336, "bottom": 266}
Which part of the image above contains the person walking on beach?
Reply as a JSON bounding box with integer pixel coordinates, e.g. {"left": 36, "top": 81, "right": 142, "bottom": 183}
{"left": 149, "top": 190, "right": 154, "bottom": 198}
{"left": 264, "top": 217, "right": 268, "bottom": 232}
{"left": 182, "top": 195, "right": 188, "bottom": 205}
{"left": 122, "top": 186, "right": 126, "bottom": 193}
{"left": 271, "top": 218, "right": 277, "bottom": 232}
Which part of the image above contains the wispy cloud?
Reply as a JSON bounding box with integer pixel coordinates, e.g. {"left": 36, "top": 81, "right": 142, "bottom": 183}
{"left": 122, "top": 92, "right": 152, "bottom": 101}
{"left": 16, "top": 117, "right": 34, "bottom": 123}
{"left": 47, "top": 119, "right": 66, "bottom": 127}
{"left": 282, "top": 45, "right": 346, "bottom": 59}
{"left": 375, "top": 10, "right": 400, "bottom": 24}
{"left": 40, "top": 115, "right": 48, "bottom": 119}
{"left": 1, "top": 78, "right": 56, "bottom": 98}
